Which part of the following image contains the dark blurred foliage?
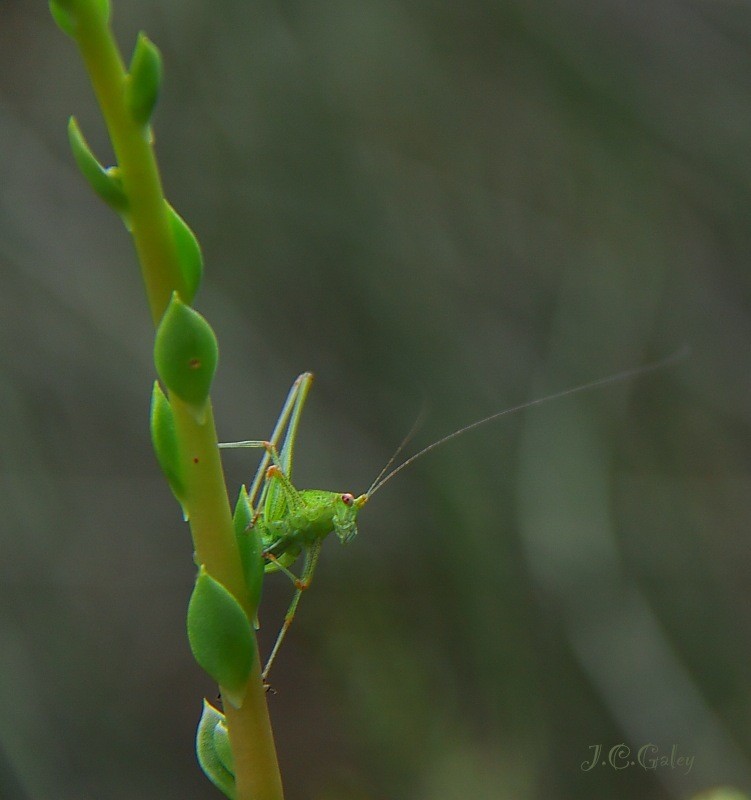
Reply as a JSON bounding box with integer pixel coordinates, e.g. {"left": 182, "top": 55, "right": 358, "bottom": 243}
{"left": 1, "top": 0, "right": 750, "bottom": 798}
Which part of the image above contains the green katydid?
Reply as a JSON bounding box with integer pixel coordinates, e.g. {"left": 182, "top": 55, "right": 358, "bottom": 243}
{"left": 219, "top": 350, "right": 686, "bottom": 681}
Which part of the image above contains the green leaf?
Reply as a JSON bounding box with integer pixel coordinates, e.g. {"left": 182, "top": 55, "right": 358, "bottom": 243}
{"left": 233, "top": 486, "right": 263, "bottom": 627}
{"left": 125, "top": 32, "right": 162, "bottom": 126}
{"left": 149, "top": 381, "right": 185, "bottom": 504}
{"left": 49, "top": 0, "right": 110, "bottom": 39}
{"left": 154, "top": 293, "right": 218, "bottom": 421}
{"left": 213, "top": 716, "right": 235, "bottom": 776}
{"left": 67, "top": 117, "right": 128, "bottom": 213}
{"left": 187, "top": 567, "right": 254, "bottom": 708}
{"left": 166, "top": 202, "right": 203, "bottom": 305}
{"left": 196, "top": 700, "right": 236, "bottom": 799}
{"left": 49, "top": 0, "right": 76, "bottom": 37}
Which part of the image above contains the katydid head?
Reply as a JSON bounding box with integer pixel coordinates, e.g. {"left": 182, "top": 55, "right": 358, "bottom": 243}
{"left": 332, "top": 492, "right": 368, "bottom": 544}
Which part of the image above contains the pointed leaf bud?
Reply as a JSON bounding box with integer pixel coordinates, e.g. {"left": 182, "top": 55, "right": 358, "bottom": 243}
{"left": 166, "top": 202, "right": 203, "bottom": 305}
{"left": 149, "top": 381, "right": 185, "bottom": 502}
{"left": 196, "top": 700, "right": 236, "bottom": 799}
{"left": 67, "top": 117, "right": 128, "bottom": 213}
{"left": 154, "top": 293, "right": 217, "bottom": 422}
{"left": 213, "top": 716, "right": 234, "bottom": 776}
{"left": 187, "top": 567, "right": 254, "bottom": 709}
{"left": 233, "top": 486, "right": 263, "bottom": 627}
{"left": 49, "top": 0, "right": 110, "bottom": 39}
{"left": 125, "top": 32, "right": 162, "bottom": 126}
{"left": 49, "top": 0, "right": 76, "bottom": 37}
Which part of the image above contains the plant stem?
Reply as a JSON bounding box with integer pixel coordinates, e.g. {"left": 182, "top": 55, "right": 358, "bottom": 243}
{"left": 63, "top": 5, "right": 284, "bottom": 798}
{"left": 72, "top": 7, "right": 185, "bottom": 324}
{"left": 171, "top": 396, "right": 284, "bottom": 800}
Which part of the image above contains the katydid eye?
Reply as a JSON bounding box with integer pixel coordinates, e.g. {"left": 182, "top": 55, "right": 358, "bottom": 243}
{"left": 341, "top": 493, "right": 354, "bottom": 506}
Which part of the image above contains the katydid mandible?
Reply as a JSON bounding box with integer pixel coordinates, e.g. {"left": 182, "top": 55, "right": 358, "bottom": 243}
{"left": 219, "top": 350, "right": 685, "bottom": 681}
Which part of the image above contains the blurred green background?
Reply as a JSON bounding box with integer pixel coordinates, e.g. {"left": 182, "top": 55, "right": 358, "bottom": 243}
{"left": 1, "top": 0, "right": 750, "bottom": 798}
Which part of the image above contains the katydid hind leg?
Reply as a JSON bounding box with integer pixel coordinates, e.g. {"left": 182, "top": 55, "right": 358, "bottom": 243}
{"left": 224, "top": 439, "right": 307, "bottom": 517}
{"left": 263, "top": 460, "right": 306, "bottom": 517}
{"left": 219, "top": 372, "right": 314, "bottom": 511}
{"left": 278, "top": 372, "right": 313, "bottom": 483}
{"left": 255, "top": 372, "right": 313, "bottom": 511}
{"left": 258, "top": 373, "right": 311, "bottom": 515}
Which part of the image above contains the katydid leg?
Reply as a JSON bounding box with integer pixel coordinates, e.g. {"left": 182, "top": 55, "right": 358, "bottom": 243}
{"left": 258, "top": 372, "right": 312, "bottom": 514}
{"left": 263, "top": 552, "right": 303, "bottom": 586}
{"left": 221, "top": 439, "right": 308, "bottom": 519}
{"left": 219, "top": 372, "right": 313, "bottom": 510}
{"left": 262, "top": 540, "right": 322, "bottom": 681}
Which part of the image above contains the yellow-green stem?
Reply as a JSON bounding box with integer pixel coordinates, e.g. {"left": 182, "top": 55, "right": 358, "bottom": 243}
{"left": 224, "top": 661, "right": 286, "bottom": 800}
{"left": 64, "top": 6, "right": 284, "bottom": 798}
{"left": 168, "top": 398, "right": 246, "bottom": 597}
{"left": 171, "top": 397, "right": 284, "bottom": 800}
{"left": 73, "top": 8, "right": 186, "bottom": 324}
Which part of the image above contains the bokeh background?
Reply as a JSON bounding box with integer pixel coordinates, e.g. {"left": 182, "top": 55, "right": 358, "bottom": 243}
{"left": 1, "top": 1, "right": 750, "bottom": 798}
